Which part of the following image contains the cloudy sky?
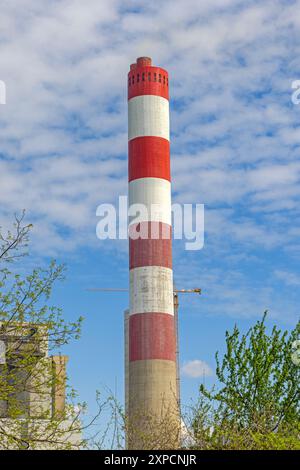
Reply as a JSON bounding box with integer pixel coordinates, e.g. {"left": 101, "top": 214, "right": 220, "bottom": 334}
{"left": 0, "top": 0, "right": 299, "bottom": 423}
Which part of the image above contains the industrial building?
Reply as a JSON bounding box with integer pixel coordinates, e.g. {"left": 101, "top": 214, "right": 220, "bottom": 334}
{"left": 127, "top": 57, "right": 180, "bottom": 448}
{"left": 0, "top": 323, "right": 81, "bottom": 449}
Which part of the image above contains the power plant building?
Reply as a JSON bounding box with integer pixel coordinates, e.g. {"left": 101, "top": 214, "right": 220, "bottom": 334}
{"left": 0, "top": 323, "right": 81, "bottom": 449}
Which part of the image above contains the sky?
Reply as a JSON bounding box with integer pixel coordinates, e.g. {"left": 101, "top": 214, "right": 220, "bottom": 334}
{"left": 0, "top": 0, "right": 300, "bottom": 442}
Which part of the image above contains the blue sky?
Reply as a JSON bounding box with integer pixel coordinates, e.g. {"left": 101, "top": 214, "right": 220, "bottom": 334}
{"left": 0, "top": 0, "right": 300, "bottom": 439}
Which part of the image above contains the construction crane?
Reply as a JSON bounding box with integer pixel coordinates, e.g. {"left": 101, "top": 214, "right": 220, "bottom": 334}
{"left": 86, "top": 288, "right": 201, "bottom": 294}
{"left": 173, "top": 288, "right": 201, "bottom": 406}
{"left": 86, "top": 287, "right": 201, "bottom": 408}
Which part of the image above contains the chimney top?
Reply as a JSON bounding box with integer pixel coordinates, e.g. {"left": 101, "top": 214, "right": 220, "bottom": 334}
{"left": 136, "top": 57, "right": 152, "bottom": 67}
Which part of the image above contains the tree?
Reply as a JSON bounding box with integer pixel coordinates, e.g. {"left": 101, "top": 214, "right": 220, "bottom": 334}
{"left": 189, "top": 313, "right": 300, "bottom": 450}
{"left": 0, "top": 213, "right": 106, "bottom": 449}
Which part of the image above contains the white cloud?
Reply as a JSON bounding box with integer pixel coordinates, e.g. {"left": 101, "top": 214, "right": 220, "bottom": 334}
{"left": 274, "top": 270, "right": 300, "bottom": 287}
{"left": 181, "top": 360, "right": 213, "bottom": 379}
{"left": 0, "top": 0, "right": 299, "bottom": 327}
{"left": 0, "top": 0, "right": 299, "bottom": 263}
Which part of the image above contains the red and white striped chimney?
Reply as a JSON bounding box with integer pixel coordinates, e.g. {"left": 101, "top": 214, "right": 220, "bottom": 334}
{"left": 127, "top": 57, "right": 178, "bottom": 447}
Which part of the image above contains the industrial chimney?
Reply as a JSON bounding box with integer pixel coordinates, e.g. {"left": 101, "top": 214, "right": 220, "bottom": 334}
{"left": 127, "top": 57, "right": 179, "bottom": 448}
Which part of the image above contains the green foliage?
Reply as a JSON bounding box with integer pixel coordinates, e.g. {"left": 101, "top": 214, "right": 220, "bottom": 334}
{"left": 189, "top": 313, "right": 300, "bottom": 450}
{"left": 0, "top": 213, "right": 87, "bottom": 449}
{"left": 0, "top": 211, "right": 32, "bottom": 263}
{"left": 0, "top": 213, "right": 84, "bottom": 351}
